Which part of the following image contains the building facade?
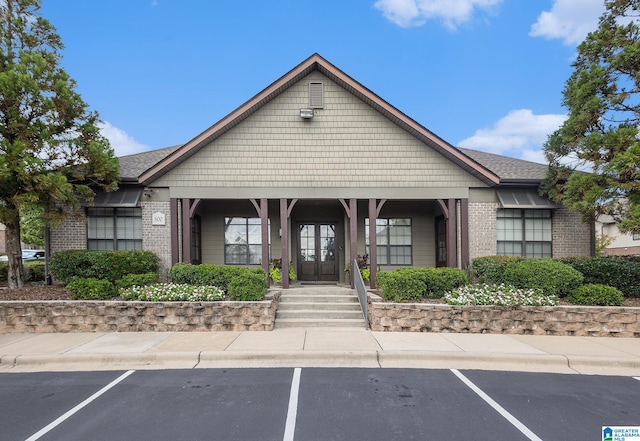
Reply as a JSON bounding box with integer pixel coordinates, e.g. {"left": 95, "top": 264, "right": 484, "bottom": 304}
{"left": 50, "top": 54, "right": 593, "bottom": 287}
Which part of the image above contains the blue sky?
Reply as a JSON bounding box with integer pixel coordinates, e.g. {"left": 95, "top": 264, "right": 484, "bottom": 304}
{"left": 38, "top": 0, "right": 606, "bottom": 164}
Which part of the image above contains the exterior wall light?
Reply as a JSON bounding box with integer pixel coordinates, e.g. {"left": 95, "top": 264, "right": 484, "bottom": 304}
{"left": 299, "top": 108, "right": 314, "bottom": 119}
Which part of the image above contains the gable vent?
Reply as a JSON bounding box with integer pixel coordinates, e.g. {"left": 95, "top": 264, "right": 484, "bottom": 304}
{"left": 309, "top": 82, "right": 323, "bottom": 108}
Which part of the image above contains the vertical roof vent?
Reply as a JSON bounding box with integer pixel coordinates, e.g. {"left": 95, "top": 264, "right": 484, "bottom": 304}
{"left": 309, "top": 82, "right": 323, "bottom": 108}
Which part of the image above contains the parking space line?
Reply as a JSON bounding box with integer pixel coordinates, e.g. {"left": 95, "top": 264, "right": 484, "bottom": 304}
{"left": 25, "top": 370, "right": 136, "bottom": 441}
{"left": 283, "top": 368, "right": 301, "bottom": 441}
{"left": 451, "top": 369, "right": 543, "bottom": 441}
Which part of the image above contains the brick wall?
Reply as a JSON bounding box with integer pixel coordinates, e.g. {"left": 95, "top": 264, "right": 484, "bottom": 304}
{"left": 468, "top": 202, "right": 498, "bottom": 260}
{"left": 552, "top": 207, "right": 592, "bottom": 257}
{"left": 142, "top": 201, "right": 172, "bottom": 278}
{"left": 50, "top": 213, "right": 87, "bottom": 253}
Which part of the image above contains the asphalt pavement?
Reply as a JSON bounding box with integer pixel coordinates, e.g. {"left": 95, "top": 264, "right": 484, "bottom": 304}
{"left": 1, "top": 329, "right": 639, "bottom": 376}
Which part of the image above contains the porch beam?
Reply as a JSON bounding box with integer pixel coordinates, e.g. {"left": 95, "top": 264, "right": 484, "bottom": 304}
{"left": 170, "top": 198, "right": 179, "bottom": 266}
{"left": 446, "top": 198, "right": 457, "bottom": 268}
{"left": 189, "top": 199, "right": 202, "bottom": 218}
{"left": 460, "top": 198, "right": 469, "bottom": 269}
{"left": 437, "top": 199, "right": 449, "bottom": 219}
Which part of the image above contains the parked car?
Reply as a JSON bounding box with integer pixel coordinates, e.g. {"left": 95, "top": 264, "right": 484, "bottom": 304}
{"left": 0, "top": 250, "right": 45, "bottom": 262}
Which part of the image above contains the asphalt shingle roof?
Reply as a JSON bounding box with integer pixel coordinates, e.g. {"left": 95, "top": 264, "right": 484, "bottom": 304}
{"left": 118, "top": 145, "right": 181, "bottom": 181}
{"left": 458, "top": 148, "right": 548, "bottom": 182}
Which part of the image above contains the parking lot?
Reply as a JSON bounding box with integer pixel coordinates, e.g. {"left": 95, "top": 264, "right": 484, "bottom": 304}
{"left": 1, "top": 368, "right": 639, "bottom": 441}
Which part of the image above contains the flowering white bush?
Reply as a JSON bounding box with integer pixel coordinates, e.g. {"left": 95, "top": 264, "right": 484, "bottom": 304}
{"left": 120, "top": 283, "right": 225, "bottom": 302}
{"left": 443, "top": 283, "right": 558, "bottom": 307}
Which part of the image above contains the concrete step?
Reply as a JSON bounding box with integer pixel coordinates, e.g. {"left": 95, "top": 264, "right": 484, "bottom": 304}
{"left": 279, "top": 294, "right": 359, "bottom": 303}
{"left": 276, "top": 309, "right": 364, "bottom": 320}
{"left": 275, "top": 318, "right": 366, "bottom": 328}
{"left": 275, "top": 287, "right": 367, "bottom": 329}
{"left": 278, "top": 302, "right": 361, "bottom": 311}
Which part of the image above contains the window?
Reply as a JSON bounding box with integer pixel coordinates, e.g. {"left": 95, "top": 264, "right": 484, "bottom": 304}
{"left": 633, "top": 233, "right": 640, "bottom": 241}
{"left": 497, "top": 209, "right": 552, "bottom": 258}
{"left": 191, "top": 215, "right": 202, "bottom": 265}
{"left": 224, "top": 217, "right": 269, "bottom": 265}
{"left": 87, "top": 207, "right": 142, "bottom": 251}
{"left": 365, "top": 218, "right": 412, "bottom": 265}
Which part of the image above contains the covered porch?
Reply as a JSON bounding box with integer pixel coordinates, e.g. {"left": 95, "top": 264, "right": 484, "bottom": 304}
{"left": 170, "top": 197, "right": 470, "bottom": 289}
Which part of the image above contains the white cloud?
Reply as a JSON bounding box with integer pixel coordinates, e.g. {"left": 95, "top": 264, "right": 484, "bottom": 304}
{"left": 98, "top": 121, "right": 149, "bottom": 157}
{"left": 374, "top": 0, "right": 503, "bottom": 29}
{"left": 457, "top": 109, "right": 567, "bottom": 164}
{"left": 529, "top": 0, "right": 604, "bottom": 45}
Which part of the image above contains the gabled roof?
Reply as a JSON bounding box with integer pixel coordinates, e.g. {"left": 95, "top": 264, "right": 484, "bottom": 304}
{"left": 137, "top": 53, "right": 501, "bottom": 186}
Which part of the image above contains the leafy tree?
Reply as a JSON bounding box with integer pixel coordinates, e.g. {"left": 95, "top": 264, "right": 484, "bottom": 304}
{"left": 0, "top": 0, "right": 119, "bottom": 288}
{"left": 542, "top": 0, "right": 640, "bottom": 234}
{"left": 20, "top": 203, "right": 44, "bottom": 246}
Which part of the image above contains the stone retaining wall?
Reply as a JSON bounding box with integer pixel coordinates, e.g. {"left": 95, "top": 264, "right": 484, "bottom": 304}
{"left": 368, "top": 298, "right": 640, "bottom": 337}
{"left": 0, "top": 294, "right": 280, "bottom": 333}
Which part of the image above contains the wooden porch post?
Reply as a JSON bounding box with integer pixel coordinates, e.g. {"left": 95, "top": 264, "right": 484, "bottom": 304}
{"left": 460, "top": 198, "right": 469, "bottom": 269}
{"left": 368, "top": 198, "right": 386, "bottom": 289}
{"left": 170, "top": 198, "right": 179, "bottom": 265}
{"left": 339, "top": 198, "right": 358, "bottom": 288}
{"left": 181, "top": 198, "right": 191, "bottom": 263}
{"left": 250, "top": 198, "right": 270, "bottom": 285}
{"left": 279, "top": 198, "right": 297, "bottom": 289}
{"left": 446, "top": 198, "right": 457, "bottom": 268}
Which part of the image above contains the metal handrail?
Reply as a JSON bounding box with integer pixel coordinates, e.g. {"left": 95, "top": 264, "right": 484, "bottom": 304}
{"left": 352, "top": 259, "right": 369, "bottom": 329}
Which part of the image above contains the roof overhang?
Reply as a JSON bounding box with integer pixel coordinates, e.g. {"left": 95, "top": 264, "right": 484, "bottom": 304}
{"left": 497, "top": 189, "right": 558, "bottom": 209}
{"left": 90, "top": 188, "right": 142, "bottom": 207}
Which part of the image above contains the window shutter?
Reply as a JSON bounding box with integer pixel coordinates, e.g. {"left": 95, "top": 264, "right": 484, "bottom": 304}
{"left": 309, "top": 82, "right": 323, "bottom": 108}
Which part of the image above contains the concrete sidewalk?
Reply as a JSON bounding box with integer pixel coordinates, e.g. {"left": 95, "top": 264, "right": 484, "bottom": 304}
{"left": 1, "top": 329, "right": 639, "bottom": 376}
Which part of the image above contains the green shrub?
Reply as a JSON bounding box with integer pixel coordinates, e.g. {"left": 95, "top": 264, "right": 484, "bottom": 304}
{"left": 116, "top": 272, "right": 160, "bottom": 289}
{"left": 443, "top": 283, "right": 558, "bottom": 306}
{"left": 50, "top": 250, "right": 158, "bottom": 283}
{"left": 427, "top": 267, "right": 469, "bottom": 298}
{"left": 471, "top": 256, "right": 523, "bottom": 284}
{"left": 66, "top": 277, "right": 117, "bottom": 300}
{"left": 566, "top": 284, "right": 625, "bottom": 306}
{"left": 377, "top": 271, "right": 425, "bottom": 302}
{"left": 24, "top": 261, "right": 46, "bottom": 282}
{"left": 502, "top": 258, "right": 583, "bottom": 297}
{"left": 376, "top": 268, "right": 469, "bottom": 301}
{"left": 561, "top": 256, "right": 640, "bottom": 297}
{"left": 170, "top": 263, "right": 262, "bottom": 294}
{"left": 228, "top": 270, "right": 267, "bottom": 301}
{"left": 120, "top": 283, "right": 224, "bottom": 301}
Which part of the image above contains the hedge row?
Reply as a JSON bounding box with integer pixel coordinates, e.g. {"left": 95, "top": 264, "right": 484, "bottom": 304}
{"left": 472, "top": 256, "right": 640, "bottom": 298}
{"left": 376, "top": 267, "right": 468, "bottom": 302}
{"left": 50, "top": 250, "right": 159, "bottom": 284}
{"left": 170, "top": 263, "right": 267, "bottom": 301}
{"left": 560, "top": 257, "right": 640, "bottom": 297}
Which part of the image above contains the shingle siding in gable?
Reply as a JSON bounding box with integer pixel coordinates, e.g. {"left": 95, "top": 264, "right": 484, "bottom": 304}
{"left": 150, "top": 72, "right": 487, "bottom": 191}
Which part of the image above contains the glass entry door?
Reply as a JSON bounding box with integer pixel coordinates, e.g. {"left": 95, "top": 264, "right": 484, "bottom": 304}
{"left": 298, "top": 223, "right": 338, "bottom": 281}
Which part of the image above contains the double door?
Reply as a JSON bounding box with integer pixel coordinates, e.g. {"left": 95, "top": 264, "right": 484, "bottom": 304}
{"left": 297, "top": 223, "right": 338, "bottom": 282}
